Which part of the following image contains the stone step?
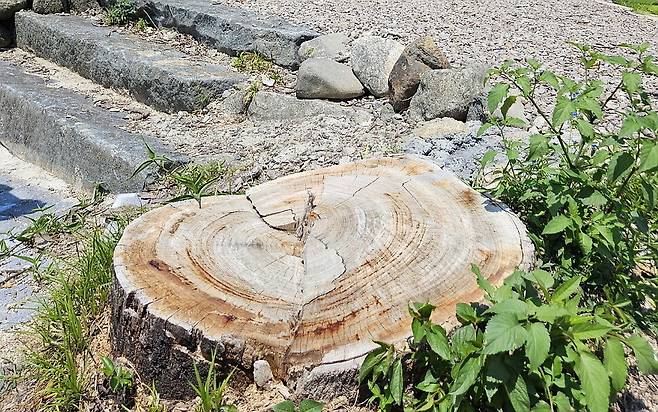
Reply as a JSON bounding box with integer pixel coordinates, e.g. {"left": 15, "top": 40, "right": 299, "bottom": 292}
{"left": 135, "top": 0, "right": 319, "bottom": 68}
{"left": 15, "top": 11, "right": 247, "bottom": 113}
{"left": 0, "top": 60, "right": 182, "bottom": 192}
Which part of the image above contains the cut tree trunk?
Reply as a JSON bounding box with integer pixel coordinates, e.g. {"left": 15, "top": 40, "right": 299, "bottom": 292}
{"left": 111, "top": 155, "right": 534, "bottom": 399}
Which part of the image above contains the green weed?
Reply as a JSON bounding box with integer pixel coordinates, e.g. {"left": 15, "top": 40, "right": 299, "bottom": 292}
{"left": 231, "top": 52, "right": 283, "bottom": 84}
{"left": 24, "top": 222, "right": 125, "bottom": 410}
{"left": 101, "top": 357, "right": 134, "bottom": 392}
{"left": 478, "top": 42, "right": 658, "bottom": 331}
{"left": 273, "top": 399, "right": 324, "bottom": 412}
{"left": 360, "top": 266, "right": 658, "bottom": 412}
{"left": 190, "top": 349, "right": 237, "bottom": 412}
{"left": 104, "top": 0, "right": 138, "bottom": 26}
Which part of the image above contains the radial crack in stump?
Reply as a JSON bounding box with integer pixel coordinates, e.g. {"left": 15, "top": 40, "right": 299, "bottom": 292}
{"left": 111, "top": 155, "right": 534, "bottom": 399}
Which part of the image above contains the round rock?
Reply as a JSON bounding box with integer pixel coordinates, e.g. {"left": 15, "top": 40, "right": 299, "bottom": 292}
{"left": 296, "top": 58, "right": 365, "bottom": 100}
{"left": 351, "top": 36, "right": 404, "bottom": 97}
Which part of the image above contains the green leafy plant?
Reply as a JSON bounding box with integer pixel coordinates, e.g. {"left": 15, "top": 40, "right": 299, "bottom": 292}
{"left": 104, "top": 0, "right": 138, "bottom": 25}
{"left": 143, "top": 381, "right": 167, "bottom": 412}
{"left": 477, "top": 43, "right": 658, "bottom": 331}
{"left": 272, "top": 399, "right": 324, "bottom": 412}
{"left": 231, "top": 52, "right": 283, "bottom": 84}
{"left": 101, "top": 357, "right": 134, "bottom": 392}
{"left": 168, "top": 161, "right": 232, "bottom": 208}
{"left": 190, "top": 349, "right": 237, "bottom": 412}
{"left": 360, "top": 266, "right": 658, "bottom": 412}
{"left": 26, "top": 225, "right": 125, "bottom": 410}
{"left": 134, "top": 17, "right": 150, "bottom": 32}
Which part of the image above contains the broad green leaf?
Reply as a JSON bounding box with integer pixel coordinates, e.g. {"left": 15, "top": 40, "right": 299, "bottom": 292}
{"left": 571, "top": 322, "right": 612, "bottom": 340}
{"left": 619, "top": 115, "right": 642, "bottom": 137}
{"left": 575, "top": 96, "right": 603, "bottom": 119}
{"left": 479, "top": 150, "right": 497, "bottom": 166}
{"left": 638, "top": 142, "right": 658, "bottom": 173}
{"left": 574, "top": 351, "right": 610, "bottom": 412}
{"left": 626, "top": 335, "right": 658, "bottom": 374}
{"left": 622, "top": 71, "right": 641, "bottom": 94}
{"left": 299, "top": 400, "right": 324, "bottom": 412}
{"left": 451, "top": 324, "right": 478, "bottom": 357}
{"left": 500, "top": 95, "right": 518, "bottom": 118}
{"left": 552, "top": 97, "right": 576, "bottom": 127}
{"left": 272, "top": 401, "right": 296, "bottom": 412}
{"left": 409, "top": 302, "right": 435, "bottom": 319}
{"left": 477, "top": 122, "right": 494, "bottom": 136}
{"left": 531, "top": 401, "right": 552, "bottom": 412}
{"left": 550, "top": 276, "right": 581, "bottom": 302}
{"left": 553, "top": 392, "right": 575, "bottom": 412}
{"left": 449, "top": 355, "right": 485, "bottom": 396}
{"left": 359, "top": 347, "right": 386, "bottom": 382}
{"left": 523, "top": 269, "right": 554, "bottom": 290}
{"left": 505, "top": 117, "right": 527, "bottom": 128}
{"left": 575, "top": 119, "right": 594, "bottom": 139}
{"left": 579, "top": 232, "right": 593, "bottom": 254}
{"left": 487, "top": 298, "right": 529, "bottom": 318}
{"left": 488, "top": 83, "right": 510, "bottom": 114}
{"left": 525, "top": 323, "right": 551, "bottom": 371}
{"left": 455, "top": 303, "right": 477, "bottom": 324}
{"left": 389, "top": 359, "right": 403, "bottom": 405}
{"left": 411, "top": 318, "right": 426, "bottom": 343}
{"left": 539, "top": 71, "right": 560, "bottom": 89}
{"left": 607, "top": 152, "right": 635, "bottom": 183}
{"left": 542, "top": 215, "right": 571, "bottom": 235}
{"left": 426, "top": 326, "right": 452, "bottom": 360}
{"left": 483, "top": 313, "right": 528, "bottom": 354}
{"left": 604, "top": 337, "right": 628, "bottom": 393}
{"left": 472, "top": 264, "right": 495, "bottom": 300}
{"left": 533, "top": 303, "right": 569, "bottom": 323}
{"left": 505, "top": 373, "right": 530, "bottom": 412}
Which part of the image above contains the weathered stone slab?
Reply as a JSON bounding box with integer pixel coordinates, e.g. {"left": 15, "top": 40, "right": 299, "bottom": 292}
{"left": 15, "top": 12, "right": 247, "bottom": 113}
{"left": 135, "top": 0, "right": 320, "bottom": 68}
{"left": 0, "top": 60, "right": 182, "bottom": 192}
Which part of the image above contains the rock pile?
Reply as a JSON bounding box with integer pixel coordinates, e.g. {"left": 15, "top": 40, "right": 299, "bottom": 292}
{"left": 294, "top": 33, "right": 488, "bottom": 125}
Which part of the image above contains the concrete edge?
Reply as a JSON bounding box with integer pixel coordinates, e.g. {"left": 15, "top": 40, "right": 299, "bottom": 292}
{"left": 0, "top": 60, "right": 186, "bottom": 193}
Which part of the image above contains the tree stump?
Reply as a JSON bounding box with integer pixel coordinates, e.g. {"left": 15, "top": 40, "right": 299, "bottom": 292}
{"left": 111, "top": 155, "right": 533, "bottom": 399}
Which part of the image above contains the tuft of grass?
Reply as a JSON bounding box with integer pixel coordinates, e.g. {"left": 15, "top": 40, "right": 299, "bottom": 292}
{"left": 231, "top": 52, "right": 283, "bottom": 84}
{"left": 243, "top": 79, "right": 262, "bottom": 107}
{"left": 190, "top": 349, "right": 237, "bottom": 412}
{"left": 104, "top": 0, "right": 138, "bottom": 26}
{"left": 24, "top": 221, "right": 126, "bottom": 410}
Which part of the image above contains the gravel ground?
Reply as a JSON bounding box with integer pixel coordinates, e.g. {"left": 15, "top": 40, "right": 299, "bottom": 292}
{"left": 239, "top": 0, "right": 657, "bottom": 76}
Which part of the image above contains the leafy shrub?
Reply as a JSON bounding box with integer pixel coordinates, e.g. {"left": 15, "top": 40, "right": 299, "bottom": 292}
{"left": 478, "top": 43, "right": 658, "bottom": 330}
{"left": 104, "top": 0, "right": 138, "bottom": 26}
{"left": 360, "top": 266, "right": 658, "bottom": 412}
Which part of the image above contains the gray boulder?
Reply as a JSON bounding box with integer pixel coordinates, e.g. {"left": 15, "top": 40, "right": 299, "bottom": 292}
{"left": 409, "top": 66, "right": 486, "bottom": 121}
{"left": 351, "top": 36, "right": 404, "bottom": 97}
{"left": 248, "top": 91, "right": 367, "bottom": 121}
{"left": 298, "top": 33, "right": 350, "bottom": 62}
{"left": 32, "top": 0, "right": 65, "bottom": 14}
{"left": 296, "top": 58, "right": 365, "bottom": 100}
{"left": 0, "top": 0, "right": 27, "bottom": 19}
{"left": 0, "top": 23, "right": 11, "bottom": 48}
{"left": 389, "top": 37, "right": 450, "bottom": 112}
{"left": 69, "top": 0, "right": 100, "bottom": 12}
